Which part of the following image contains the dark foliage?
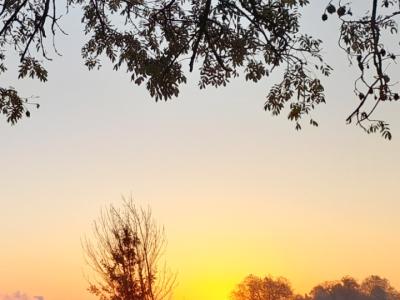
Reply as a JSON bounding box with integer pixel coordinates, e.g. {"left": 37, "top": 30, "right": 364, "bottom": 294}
{"left": 0, "top": 0, "right": 399, "bottom": 138}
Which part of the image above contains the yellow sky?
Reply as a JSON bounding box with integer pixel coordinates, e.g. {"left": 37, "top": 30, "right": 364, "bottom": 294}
{"left": 1, "top": 2, "right": 400, "bottom": 300}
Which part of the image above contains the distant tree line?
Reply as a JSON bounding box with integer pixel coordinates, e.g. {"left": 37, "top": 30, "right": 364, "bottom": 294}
{"left": 231, "top": 274, "right": 400, "bottom": 300}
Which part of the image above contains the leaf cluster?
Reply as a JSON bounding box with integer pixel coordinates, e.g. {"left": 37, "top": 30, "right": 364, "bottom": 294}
{"left": 1, "top": 0, "right": 400, "bottom": 139}
{"left": 0, "top": 0, "right": 329, "bottom": 129}
{"left": 324, "top": 0, "right": 400, "bottom": 139}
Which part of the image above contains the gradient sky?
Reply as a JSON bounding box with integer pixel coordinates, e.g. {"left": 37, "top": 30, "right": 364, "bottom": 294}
{"left": 1, "top": 2, "right": 400, "bottom": 300}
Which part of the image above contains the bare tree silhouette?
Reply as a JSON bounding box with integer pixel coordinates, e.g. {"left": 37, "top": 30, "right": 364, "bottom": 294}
{"left": 83, "top": 199, "right": 175, "bottom": 300}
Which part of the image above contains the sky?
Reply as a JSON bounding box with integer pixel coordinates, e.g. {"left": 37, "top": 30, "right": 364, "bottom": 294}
{"left": 1, "top": 2, "right": 400, "bottom": 300}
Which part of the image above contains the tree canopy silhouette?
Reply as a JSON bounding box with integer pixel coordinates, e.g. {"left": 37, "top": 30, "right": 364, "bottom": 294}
{"left": 0, "top": 0, "right": 399, "bottom": 138}
{"left": 231, "top": 274, "right": 298, "bottom": 300}
{"left": 83, "top": 199, "right": 175, "bottom": 300}
{"left": 232, "top": 275, "right": 400, "bottom": 300}
{"left": 311, "top": 275, "right": 400, "bottom": 300}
